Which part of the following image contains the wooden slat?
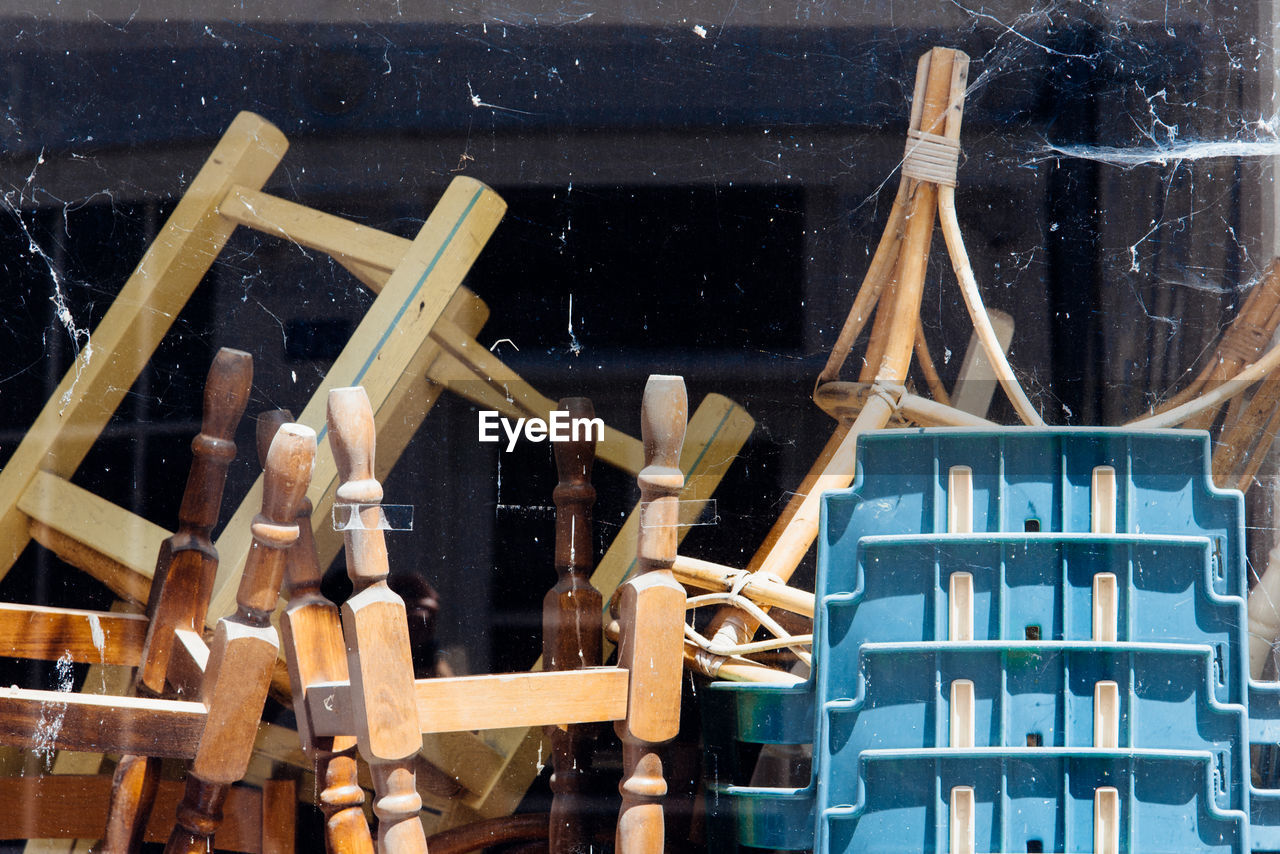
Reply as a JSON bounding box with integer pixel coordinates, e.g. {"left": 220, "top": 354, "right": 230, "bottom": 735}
{"left": 0, "top": 689, "right": 205, "bottom": 758}
{"left": 21, "top": 628, "right": 135, "bottom": 854}
{"left": 209, "top": 176, "right": 507, "bottom": 627}
{"left": 417, "top": 731, "right": 508, "bottom": 806}
{"left": 0, "top": 603, "right": 147, "bottom": 666}
{"left": 219, "top": 185, "right": 409, "bottom": 275}
{"left": 168, "top": 628, "right": 210, "bottom": 697}
{"left": 21, "top": 471, "right": 169, "bottom": 603}
{"left": 260, "top": 777, "right": 296, "bottom": 854}
{"left": 0, "top": 776, "right": 266, "bottom": 852}
{"left": 306, "top": 668, "right": 628, "bottom": 739}
{"left": 0, "top": 112, "right": 287, "bottom": 580}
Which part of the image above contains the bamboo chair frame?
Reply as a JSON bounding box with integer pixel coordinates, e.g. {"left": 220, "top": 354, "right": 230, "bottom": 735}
{"left": 663, "top": 47, "right": 1051, "bottom": 684}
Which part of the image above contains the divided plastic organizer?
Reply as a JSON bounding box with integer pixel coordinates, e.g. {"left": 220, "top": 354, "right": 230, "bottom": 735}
{"left": 702, "top": 429, "right": 1280, "bottom": 853}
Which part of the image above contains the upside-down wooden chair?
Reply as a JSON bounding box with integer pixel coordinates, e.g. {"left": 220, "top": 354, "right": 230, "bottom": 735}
{"left": 278, "top": 380, "right": 686, "bottom": 853}
{"left": 0, "top": 109, "right": 753, "bottom": 832}
{"left": 0, "top": 347, "right": 293, "bottom": 851}
{"left": 0, "top": 397, "right": 315, "bottom": 854}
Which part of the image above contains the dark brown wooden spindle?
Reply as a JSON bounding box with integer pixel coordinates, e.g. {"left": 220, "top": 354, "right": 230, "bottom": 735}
{"left": 140, "top": 346, "right": 253, "bottom": 693}
{"left": 101, "top": 348, "right": 253, "bottom": 854}
{"left": 544, "top": 397, "right": 603, "bottom": 854}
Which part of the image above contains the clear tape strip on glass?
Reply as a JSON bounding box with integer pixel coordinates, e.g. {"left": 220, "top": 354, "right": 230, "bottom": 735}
{"left": 332, "top": 503, "right": 415, "bottom": 532}
{"left": 638, "top": 499, "right": 718, "bottom": 529}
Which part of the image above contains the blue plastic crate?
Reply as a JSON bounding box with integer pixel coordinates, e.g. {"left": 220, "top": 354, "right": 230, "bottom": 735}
{"left": 824, "top": 750, "right": 1246, "bottom": 854}
{"left": 820, "top": 642, "right": 1247, "bottom": 813}
{"left": 824, "top": 534, "right": 1245, "bottom": 700}
{"left": 821, "top": 430, "right": 1242, "bottom": 567}
{"left": 699, "top": 428, "right": 1280, "bottom": 853}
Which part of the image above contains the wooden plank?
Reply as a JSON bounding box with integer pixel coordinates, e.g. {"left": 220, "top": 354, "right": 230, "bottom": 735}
{"left": 26, "top": 523, "right": 151, "bottom": 608}
{"left": 21, "top": 648, "right": 134, "bottom": 854}
{"left": 0, "top": 603, "right": 147, "bottom": 666}
{"left": 417, "top": 731, "right": 506, "bottom": 805}
{"left": 167, "top": 628, "right": 210, "bottom": 697}
{"left": 21, "top": 471, "right": 169, "bottom": 603}
{"left": 0, "top": 689, "right": 205, "bottom": 758}
{"left": 450, "top": 392, "right": 754, "bottom": 820}
{"left": 0, "top": 776, "right": 266, "bottom": 852}
{"left": 219, "top": 185, "right": 409, "bottom": 274}
{"left": 209, "top": 176, "right": 507, "bottom": 627}
{"left": 0, "top": 112, "right": 287, "bottom": 580}
{"left": 222, "top": 187, "right": 647, "bottom": 476}
{"left": 306, "top": 669, "right": 628, "bottom": 738}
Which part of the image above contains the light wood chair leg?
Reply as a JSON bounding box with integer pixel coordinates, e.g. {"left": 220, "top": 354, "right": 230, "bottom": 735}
{"left": 328, "top": 387, "right": 428, "bottom": 854}
{"left": 615, "top": 376, "right": 688, "bottom": 854}
{"left": 253, "top": 407, "right": 373, "bottom": 854}
{"left": 265, "top": 408, "right": 376, "bottom": 854}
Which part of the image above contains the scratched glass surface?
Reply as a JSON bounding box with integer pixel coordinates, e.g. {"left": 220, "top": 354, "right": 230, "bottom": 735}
{"left": 0, "top": 1, "right": 1274, "bottom": 850}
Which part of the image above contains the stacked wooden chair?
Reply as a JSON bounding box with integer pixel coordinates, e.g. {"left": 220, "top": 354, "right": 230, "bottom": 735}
{"left": 269, "top": 379, "right": 687, "bottom": 852}
{"left": 0, "top": 109, "right": 753, "bottom": 835}
{"left": 0, "top": 348, "right": 314, "bottom": 850}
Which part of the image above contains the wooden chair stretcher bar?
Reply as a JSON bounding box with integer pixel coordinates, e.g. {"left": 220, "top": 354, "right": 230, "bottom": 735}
{"left": 303, "top": 668, "right": 630, "bottom": 737}
{"left": 219, "top": 182, "right": 645, "bottom": 476}
{"left": 0, "top": 775, "right": 294, "bottom": 853}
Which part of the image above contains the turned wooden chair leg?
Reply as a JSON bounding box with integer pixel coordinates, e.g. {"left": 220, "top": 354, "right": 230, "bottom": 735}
{"left": 545, "top": 397, "right": 604, "bottom": 853}
{"left": 264, "top": 408, "right": 376, "bottom": 854}
{"left": 164, "top": 424, "right": 316, "bottom": 853}
{"left": 101, "top": 347, "right": 253, "bottom": 853}
{"left": 615, "top": 376, "right": 688, "bottom": 854}
{"left": 328, "top": 387, "right": 429, "bottom": 854}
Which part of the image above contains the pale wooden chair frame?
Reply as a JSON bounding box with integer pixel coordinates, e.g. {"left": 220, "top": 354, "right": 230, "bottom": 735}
{"left": 0, "top": 110, "right": 755, "bottom": 839}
